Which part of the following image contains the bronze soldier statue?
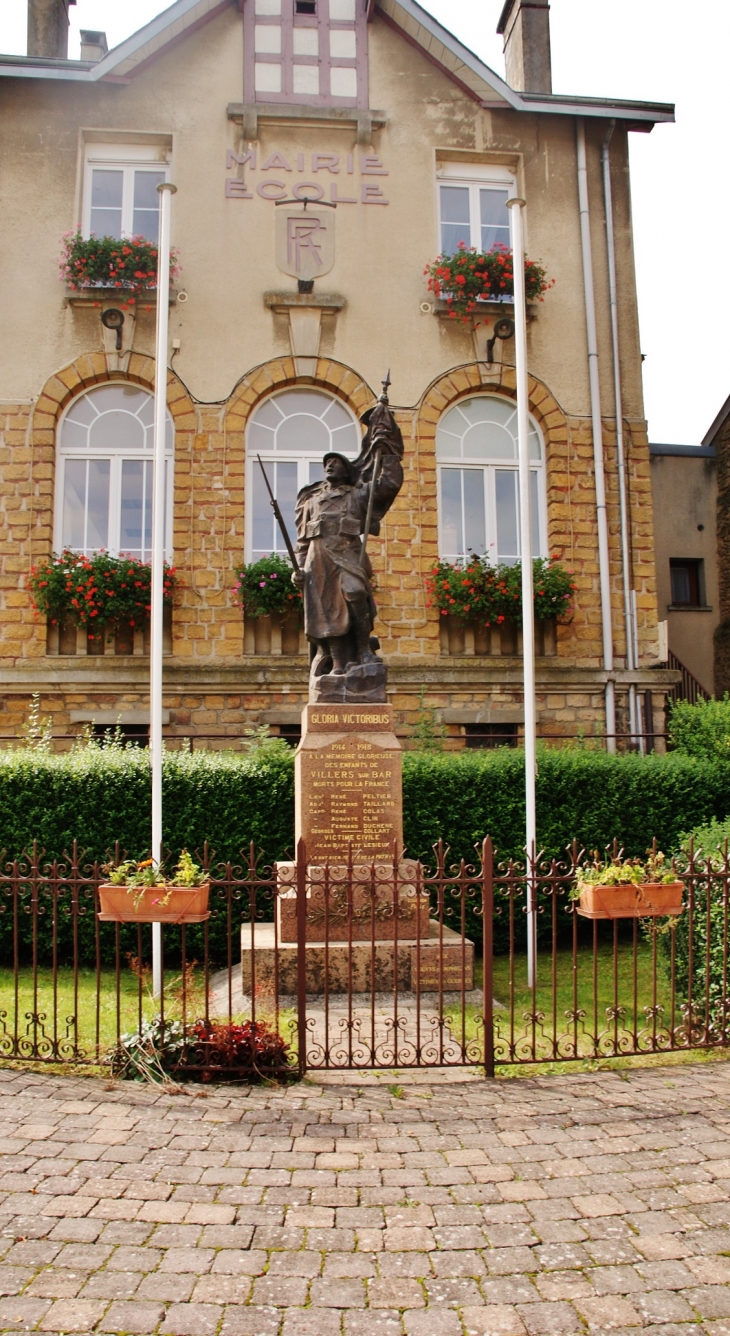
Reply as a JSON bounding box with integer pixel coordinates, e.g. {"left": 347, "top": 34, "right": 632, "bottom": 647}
{"left": 291, "top": 378, "right": 404, "bottom": 703}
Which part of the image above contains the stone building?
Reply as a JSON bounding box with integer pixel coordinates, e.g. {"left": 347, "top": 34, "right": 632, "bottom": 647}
{"left": 0, "top": 0, "right": 677, "bottom": 750}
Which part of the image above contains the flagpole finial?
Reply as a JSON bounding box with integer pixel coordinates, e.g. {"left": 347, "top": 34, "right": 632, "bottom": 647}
{"left": 379, "top": 369, "right": 391, "bottom": 403}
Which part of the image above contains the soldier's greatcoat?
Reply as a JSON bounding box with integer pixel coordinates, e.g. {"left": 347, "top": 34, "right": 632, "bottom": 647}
{"left": 294, "top": 455, "right": 402, "bottom": 642}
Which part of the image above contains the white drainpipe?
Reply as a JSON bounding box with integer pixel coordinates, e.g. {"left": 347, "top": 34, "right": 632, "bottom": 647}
{"left": 576, "top": 119, "right": 616, "bottom": 752}
{"left": 601, "top": 122, "right": 643, "bottom": 752}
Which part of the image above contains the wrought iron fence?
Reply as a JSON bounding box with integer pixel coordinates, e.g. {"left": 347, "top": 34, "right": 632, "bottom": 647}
{"left": 0, "top": 838, "right": 727, "bottom": 1079}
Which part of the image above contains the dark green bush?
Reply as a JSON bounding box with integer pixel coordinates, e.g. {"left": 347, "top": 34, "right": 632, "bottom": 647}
{"left": 2, "top": 743, "right": 730, "bottom": 965}
{"left": 668, "top": 695, "right": 730, "bottom": 761}
{"left": 662, "top": 815, "right": 730, "bottom": 1038}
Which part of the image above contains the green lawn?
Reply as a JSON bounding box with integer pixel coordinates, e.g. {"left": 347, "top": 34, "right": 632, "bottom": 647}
{"left": 489, "top": 939, "right": 676, "bottom": 1062}
{"left": 0, "top": 939, "right": 699, "bottom": 1074}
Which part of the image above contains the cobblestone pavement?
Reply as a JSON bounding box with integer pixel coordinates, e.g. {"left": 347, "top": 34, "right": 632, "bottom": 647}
{"left": 0, "top": 1062, "right": 729, "bottom": 1335}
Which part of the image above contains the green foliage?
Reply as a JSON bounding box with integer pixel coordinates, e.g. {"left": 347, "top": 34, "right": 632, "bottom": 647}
{"left": 19, "top": 695, "right": 53, "bottom": 753}
{"left": 233, "top": 554, "right": 303, "bottom": 619}
{"left": 425, "top": 241, "right": 554, "bottom": 323}
{"left": 0, "top": 743, "right": 295, "bottom": 967}
{"left": 28, "top": 550, "right": 177, "bottom": 629}
{"left": 668, "top": 694, "right": 730, "bottom": 760}
{"left": 425, "top": 556, "right": 574, "bottom": 624}
{"left": 2, "top": 743, "right": 730, "bottom": 965}
{"left": 410, "top": 685, "right": 445, "bottom": 752}
{"left": 573, "top": 849, "right": 676, "bottom": 895}
{"left": 663, "top": 815, "right": 730, "bottom": 1037}
{"left": 59, "top": 230, "right": 180, "bottom": 295}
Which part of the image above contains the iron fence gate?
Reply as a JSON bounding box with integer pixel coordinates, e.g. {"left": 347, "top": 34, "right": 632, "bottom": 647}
{"left": 0, "top": 838, "right": 728, "bottom": 1078}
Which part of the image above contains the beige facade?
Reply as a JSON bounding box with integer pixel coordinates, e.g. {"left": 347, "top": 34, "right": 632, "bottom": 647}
{"left": 0, "top": 0, "right": 677, "bottom": 749}
{"left": 650, "top": 444, "right": 718, "bottom": 697}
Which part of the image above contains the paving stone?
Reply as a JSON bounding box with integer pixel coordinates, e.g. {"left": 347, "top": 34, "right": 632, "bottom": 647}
{"left": 267, "top": 1250, "right": 322, "bottom": 1276}
{"left": 211, "top": 1249, "right": 267, "bottom": 1275}
{"left": 0, "top": 1296, "right": 52, "bottom": 1328}
{"left": 429, "top": 1249, "right": 485, "bottom": 1277}
{"left": 344, "top": 1313, "right": 403, "bottom": 1336}
{"left": 682, "top": 1286, "right": 730, "bottom": 1319}
{"left": 189, "top": 1274, "right": 252, "bottom": 1306}
{"left": 516, "top": 1300, "right": 583, "bottom": 1333}
{"left": 160, "top": 1301, "right": 223, "bottom": 1335}
{"left": 158, "top": 1247, "right": 215, "bottom": 1274}
{"left": 252, "top": 1275, "right": 310, "bottom": 1306}
{"left": 38, "top": 1297, "right": 107, "bottom": 1331}
{"left": 220, "top": 1307, "right": 281, "bottom": 1336}
{"left": 403, "top": 1311, "right": 462, "bottom": 1336}
{"left": 0, "top": 1265, "right": 35, "bottom": 1294}
{"left": 487, "top": 1247, "right": 537, "bottom": 1275}
{"left": 25, "top": 1269, "right": 87, "bottom": 1298}
{"left": 99, "top": 1300, "right": 166, "bottom": 1332}
{"left": 482, "top": 1277, "right": 542, "bottom": 1306}
{"left": 280, "top": 1310, "right": 343, "bottom": 1336}
{"left": 574, "top": 1295, "right": 643, "bottom": 1329}
{"left": 383, "top": 1226, "right": 434, "bottom": 1251}
{"left": 367, "top": 1278, "right": 424, "bottom": 1308}
{"left": 137, "top": 1273, "right": 197, "bottom": 1302}
{"left": 633, "top": 1290, "right": 698, "bottom": 1323}
{"left": 424, "top": 1276, "right": 483, "bottom": 1306}
{"left": 307, "top": 1277, "right": 367, "bottom": 1310}
{"left": 324, "top": 1252, "right": 377, "bottom": 1278}
{"left": 461, "top": 1308, "right": 527, "bottom": 1336}
{"left": 378, "top": 1253, "right": 433, "bottom": 1278}
{"left": 534, "top": 1269, "right": 594, "bottom": 1301}
{"left": 586, "top": 1265, "right": 646, "bottom": 1295}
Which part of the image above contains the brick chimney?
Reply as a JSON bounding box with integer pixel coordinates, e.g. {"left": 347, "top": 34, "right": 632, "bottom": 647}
{"left": 27, "top": 0, "right": 75, "bottom": 60}
{"left": 497, "top": 0, "right": 552, "bottom": 95}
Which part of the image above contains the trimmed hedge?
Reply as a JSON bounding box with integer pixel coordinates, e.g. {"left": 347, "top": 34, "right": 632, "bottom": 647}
{"left": 2, "top": 744, "right": 730, "bottom": 964}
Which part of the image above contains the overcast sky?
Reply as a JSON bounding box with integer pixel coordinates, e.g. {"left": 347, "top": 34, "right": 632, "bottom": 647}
{"left": 2, "top": 0, "right": 725, "bottom": 443}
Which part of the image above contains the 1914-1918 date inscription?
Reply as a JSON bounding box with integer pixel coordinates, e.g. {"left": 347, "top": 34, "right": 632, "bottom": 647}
{"left": 302, "top": 737, "right": 401, "bottom": 861}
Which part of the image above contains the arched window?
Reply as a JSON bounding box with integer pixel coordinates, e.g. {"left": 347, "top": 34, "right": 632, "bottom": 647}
{"left": 55, "top": 385, "right": 174, "bottom": 560}
{"left": 246, "top": 388, "right": 360, "bottom": 562}
{"left": 436, "top": 395, "right": 546, "bottom": 565}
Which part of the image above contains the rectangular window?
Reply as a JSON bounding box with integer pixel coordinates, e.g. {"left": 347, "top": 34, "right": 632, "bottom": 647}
{"left": 244, "top": 0, "right": 365, "bottom": 106}
{"left": 251, "top": 460, "right": 299, "bottom": 563}
{"left": 436, "top": 164, "right": 514, "bottom": 257}
{"left": 670, "top": 559, "right": 705, "bottom": 607}
{"left": 82, "top": 145, "right": 170, "bottom": 241}
{"left": 464, "top": 723, "right": 518, "bottom": 749}
{"left": 439, "top": 467, "right": 542, "bottom": 565}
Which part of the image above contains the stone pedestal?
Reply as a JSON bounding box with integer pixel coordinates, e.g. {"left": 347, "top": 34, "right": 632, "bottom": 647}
{"left": 296, "top": 703, "right": 402, "bottom": 862}
{"left": 239, "top": 701, "right": 475, "bottom": 997}
{"left": 276, "top": 860, "right": 430, "bottom": 943}
{"left": 241, "top": 920, "right": 474, "bottom": 995}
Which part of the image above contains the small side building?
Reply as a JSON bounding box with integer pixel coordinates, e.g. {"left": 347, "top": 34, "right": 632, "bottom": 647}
{"left": 702, "top": 395, "right": 730, "bottom": 697}
{"left": 649, "top": 442, "right": 718, "bottom": 697}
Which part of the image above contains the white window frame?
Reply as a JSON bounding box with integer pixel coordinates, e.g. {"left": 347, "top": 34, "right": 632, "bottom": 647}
{"left": 54, "top": 386, "right": 174, "bottom": 562}
{"left": 244, "top": 390, "right": 360, "bottom": 564}
{"left": 82, "top": 143, "right": 171, "bottom": 240}
{"left": 435, "top": 395, "right": 547, "bottom": 567}
{"left": 435, "top": 161, "right": 515, "bottom": 256}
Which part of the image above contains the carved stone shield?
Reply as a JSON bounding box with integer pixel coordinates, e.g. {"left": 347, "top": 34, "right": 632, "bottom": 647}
{"left": 275, "top": 206, "right": 335, "bottom": 281}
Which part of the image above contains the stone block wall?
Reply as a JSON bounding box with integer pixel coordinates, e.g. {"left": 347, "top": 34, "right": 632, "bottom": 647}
{"left": 0, "top": 349, "right": 665, "bottom": 749}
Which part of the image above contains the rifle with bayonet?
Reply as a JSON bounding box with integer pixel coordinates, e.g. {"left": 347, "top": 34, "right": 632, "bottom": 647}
{"left": 256, "top": 454, "right": 300, "bottom": 571}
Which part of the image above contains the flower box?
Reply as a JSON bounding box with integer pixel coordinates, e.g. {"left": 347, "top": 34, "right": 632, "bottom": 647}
{"left": 577, "top": 882, "right": 684, "bottom": 920}
{"left": 98, "top": 883, "right": 210, "bottom": 924}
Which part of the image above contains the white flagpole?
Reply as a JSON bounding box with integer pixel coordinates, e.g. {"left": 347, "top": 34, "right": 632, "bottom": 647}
{"left": 151, "top": 181, "right": 176, "bottom": 998}
{"left": 507, "top": 197, "right": 537, "bottom": 990}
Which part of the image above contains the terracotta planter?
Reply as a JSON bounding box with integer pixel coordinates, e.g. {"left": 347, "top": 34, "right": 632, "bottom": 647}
{"left": 577, "top": 881, "right": 684, "bottom": 920}
{"left": 98, "top": 883, "right": 210, "bottom": 924}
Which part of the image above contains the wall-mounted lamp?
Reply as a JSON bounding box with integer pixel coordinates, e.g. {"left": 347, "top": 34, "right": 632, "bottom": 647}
{"left": 486, "top": 316, "right": 515, "bottom": 367}
{"left": 101, "top": 307, "right": 125, "bottom": 351}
